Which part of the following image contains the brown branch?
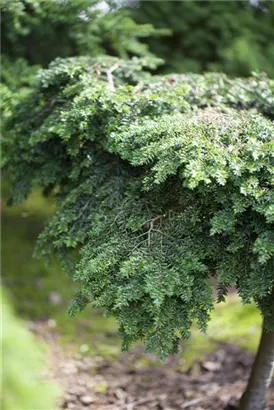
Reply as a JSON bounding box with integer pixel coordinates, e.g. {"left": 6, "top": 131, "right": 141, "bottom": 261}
{"left": 103, "top": 63, "right": 119, "bottom": 91}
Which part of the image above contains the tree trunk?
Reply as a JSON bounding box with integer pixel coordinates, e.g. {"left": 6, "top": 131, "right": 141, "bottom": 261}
{"left": 238, "top": 318, "right": 274, "bottom": 410}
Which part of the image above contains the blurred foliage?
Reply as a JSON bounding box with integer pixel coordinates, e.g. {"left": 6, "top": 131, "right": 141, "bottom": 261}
{"left": 1, "top": 289, "right": 61, "bottom": 410}
{"left": 1, "top": 56, "right": 38, "bottom": 92}
{"left": 0, "top": 0, "right": 164, "bottom": 132}
{"left": 130, "top": 0, "right": 274, "bottom": 77}
{"left": 0, "top": 0, "right": 164, "bottom": 65}
{"left": 4, "top": 56, "right": 273, "bottom": 358}
{"left": 0, "top": 56, "right": 39, "bottom": 127}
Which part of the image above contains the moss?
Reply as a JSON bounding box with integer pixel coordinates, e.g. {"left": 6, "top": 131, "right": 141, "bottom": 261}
{"left": 93, "top": 382, "right": 109, "bottom": 394}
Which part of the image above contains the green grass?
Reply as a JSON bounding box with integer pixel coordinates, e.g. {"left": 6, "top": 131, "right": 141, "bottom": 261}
{"left": 208, "top": 295, "right": 261, "bottom": 351}
{"left": 1, "top": 179, "right": 119, "bottom": 356}
{"left": 1, "top": 180, "right": 261, "bottom": 363}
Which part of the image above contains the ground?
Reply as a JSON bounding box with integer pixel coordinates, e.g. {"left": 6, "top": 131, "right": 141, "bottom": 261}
{"left": 32, "top": 320, "right": 274, "bottom": 410}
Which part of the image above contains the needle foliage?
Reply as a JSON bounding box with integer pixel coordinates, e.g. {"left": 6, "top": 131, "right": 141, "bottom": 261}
{"left": 130, "top": 0, "right": 274, "bottom": 77}
{"left": 4, "top": 57, "right": 274, "bottom": 358}
{"left": 1, "top": 0, "right": 163, "bottom": 65}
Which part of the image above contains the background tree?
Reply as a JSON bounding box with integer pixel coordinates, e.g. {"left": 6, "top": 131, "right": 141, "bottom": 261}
{"left": 0, "top": 0, "right": 164, "bottom": 130}
{"left": 4, "top": 56, "right": 274, "bottom": 410}
{"left": 1, "top": 0, "right": 163, "bottom": 65}
{"left": 129, "top": 0, "right": 274, "bottom": 77}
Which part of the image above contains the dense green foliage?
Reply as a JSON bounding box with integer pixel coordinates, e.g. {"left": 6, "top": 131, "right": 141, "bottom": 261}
{"left": 4, "top": 0, "right": 274, "bottom": 78}
{"left": 4, "top": 57, "right": 274, "bottom": 359}
{"left": 0, "top": 56, "right": 39, "bottom": 126}
{"left": 130, "top": 0, "right": 274, "bottom": 76}
{"left": 1, "top": 0, "right": 162, "bottom": 65}
{"left": 1, "top": 290, "right": 61, "bottom": 409}
{"left": 0, "top": 0, "right": 162, "bottom": 130}
{"left": 2, "top": 182, "right": 261, "bottom": 372}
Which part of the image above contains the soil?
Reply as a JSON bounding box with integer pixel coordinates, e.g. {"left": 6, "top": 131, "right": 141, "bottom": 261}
{"left": 31, "top": 321, "right": 274, "bottom": 410}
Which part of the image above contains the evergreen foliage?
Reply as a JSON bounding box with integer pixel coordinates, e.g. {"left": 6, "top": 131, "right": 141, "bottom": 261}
{"left": 130, "top": 0, "right": 274, "bottom": 77}
{"left": 0, "top": 0, "right": 163, "bottom": 131}
{"left": 4, "top": 57, "right": 274, "bottom": 359}
{"left": 0, "top": 56, "right": 39, "bottom": 126}
{"left": 1, "top": 0, "right": 163, "bottom": 66}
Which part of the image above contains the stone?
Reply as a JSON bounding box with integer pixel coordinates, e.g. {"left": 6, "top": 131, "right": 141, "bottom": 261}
{"left": 48, "top": 291, "right": 62, "bottom": 305}
{"left": 80, "top": 395, "right": 94, "bottom": 406}
{"left": 202, "top": 361, "right": 221, "bottom": 372}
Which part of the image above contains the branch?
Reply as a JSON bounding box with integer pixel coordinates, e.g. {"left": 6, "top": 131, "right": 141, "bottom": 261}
{"left": 103, "top": 63, "right": 119, "bottom": 91}
{"left": 145, "top": 215, "right": 163, "bottom": 246}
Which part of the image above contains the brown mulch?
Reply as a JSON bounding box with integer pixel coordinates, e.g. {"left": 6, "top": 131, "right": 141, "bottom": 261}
{"left": 31, "top": 322, "right": 274, "bottom": 410}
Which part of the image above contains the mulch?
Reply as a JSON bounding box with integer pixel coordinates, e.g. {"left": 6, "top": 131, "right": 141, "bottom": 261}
{"left": 31, "top": 321, "right": 274, "bottom": 410}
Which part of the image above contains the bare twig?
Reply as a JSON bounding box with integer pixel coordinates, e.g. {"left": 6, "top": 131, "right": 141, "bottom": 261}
{"left": 124, "top": 396, "right": 158, "bottom": 409}
{"left": 181, "top": 397, "right": 203, "bottom": 408}
{"left": 77, "top": 200, "right": 91, "bottom": 220}
{"left": 104, "top": 63, "right": 119, "bottom": 91}
{"left": 131, "top": 214, "right": 167, "bottom": 251}
{"left": 68, "top": 201, "right": 91, "bottom": 234}
{"left": 133, "top": 231, "right": 150, "bottom": 241}
{"left": 151, "top": 228, "right": 167, "bottom": 236}
{"left": 143, "top": 215, "right": 164, "bottom": 226}
{"left": 146, "top": 215, "right": 163, "bottom": 246}
{"left": 49, "top": 98, "right": 66, "bottom": 109}
{"left": 131, "top": 239, "right": 148, "bottom": 253}
{"left": 35, "top": 98, "right": 66, "bottom": 121}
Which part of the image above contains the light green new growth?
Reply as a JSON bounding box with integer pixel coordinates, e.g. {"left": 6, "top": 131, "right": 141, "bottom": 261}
{"left": 4, "top": 56, "right": 274, "bottom": 359}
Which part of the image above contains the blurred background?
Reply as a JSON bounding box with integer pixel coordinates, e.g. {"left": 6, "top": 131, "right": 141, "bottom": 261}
{"left": 1, "top": 1, "right": 273, "bottom": 409}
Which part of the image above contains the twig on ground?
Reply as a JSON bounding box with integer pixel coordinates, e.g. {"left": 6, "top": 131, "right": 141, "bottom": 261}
{"left": 124, "top": 395, "right": 159, "bottom": 409}
{"left": 181, "top": 397, "right": 203, "bottom": 408}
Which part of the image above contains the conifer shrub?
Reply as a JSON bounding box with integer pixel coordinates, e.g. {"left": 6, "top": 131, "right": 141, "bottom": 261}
{"left": 5, "top": 55, "right": 274, "bottom": 409}
{"left": 130, "top": 0, "right": 274, "bottom": 77}
{"left": 0, "top": 0, "right": 164, "bottom": 66}
{"left": 4, "top": 57, "right": 274, "bottom": 359}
